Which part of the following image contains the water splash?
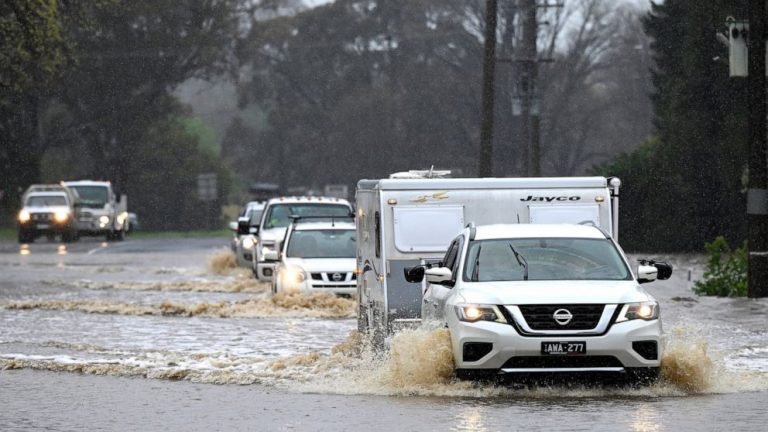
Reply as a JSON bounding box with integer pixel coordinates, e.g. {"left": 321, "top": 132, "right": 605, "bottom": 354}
{"left": 74, "top": 276, "right": 268, "bottom": 293}
{"left": 207, "top": 249, "right": 238, "bottom": 275}
{"left": 2, "top": 292, "right": 356, "bottom": 319}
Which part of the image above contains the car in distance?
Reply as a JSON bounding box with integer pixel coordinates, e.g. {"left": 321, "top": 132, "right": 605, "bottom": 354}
{"left": 230, "top": 201, "right": 266, "bottom": 267}
{"left": 266, "top": 219, "right": 356, "bottom": 296}
{"left": 17, "top": 186, "right": 79, "bottom": 243}
{"left": 412, "top": 223, "right": 672, "bottom": 385}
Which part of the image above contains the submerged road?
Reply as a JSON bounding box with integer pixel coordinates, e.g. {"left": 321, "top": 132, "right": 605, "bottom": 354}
{"left": 1, "top": 236, "right": 767, "bottom": 431}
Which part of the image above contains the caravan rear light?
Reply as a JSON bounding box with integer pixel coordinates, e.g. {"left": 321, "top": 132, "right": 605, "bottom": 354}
{"left": 387, "top": 199, "right": 397, "bottom": 205}
{"left": 595, "top": 196, "right": 605, "bottom": 202}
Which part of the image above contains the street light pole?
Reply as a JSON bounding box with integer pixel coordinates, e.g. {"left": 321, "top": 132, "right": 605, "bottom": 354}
{"left": 747, "top": 0, "right": 768, "bottom": 297}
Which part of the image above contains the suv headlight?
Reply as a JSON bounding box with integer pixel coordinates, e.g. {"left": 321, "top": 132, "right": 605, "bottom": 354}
{"left": 615, "top": 301, "right": 659, "bottom": 322}
{"left": 281, "top": 267, "right": 306, "bottom": 284}
{"left": 261, "top": 242, "right": 276, "bottom": 256}
{"left": 54, "top": 210, "right": 70, "bottom": 223}
{"left": 18, "top": 210, "right": 30, "bottom": 223}
{"left": 455, "top": 304, "right": 507, "bottom": 323}
{"left": 242, "top": 235, "right": 256, "bottom": 250}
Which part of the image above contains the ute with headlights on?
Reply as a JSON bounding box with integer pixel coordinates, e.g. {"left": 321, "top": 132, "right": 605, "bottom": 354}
{"left": 410, "top": 223, "right": 672, "bottom": 385}
{"left": 17, "top": 185, "right": 80, "bottom": 243}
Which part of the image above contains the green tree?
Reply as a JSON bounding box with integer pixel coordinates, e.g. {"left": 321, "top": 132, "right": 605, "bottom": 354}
{"left": 597, "top": 0, "right": 748, "bottom": 251}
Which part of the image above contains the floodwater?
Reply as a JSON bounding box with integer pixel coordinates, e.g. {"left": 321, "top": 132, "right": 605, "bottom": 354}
{"left": 1, "top": 237, "right": 767, "bottom": 431}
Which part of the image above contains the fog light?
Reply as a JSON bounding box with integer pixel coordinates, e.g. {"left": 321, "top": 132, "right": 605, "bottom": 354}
{"left": 632, "top": 341, "right": 658, "bottom": 360}
{"left": 463, "top": 342, "right": 493, "bottom": 362}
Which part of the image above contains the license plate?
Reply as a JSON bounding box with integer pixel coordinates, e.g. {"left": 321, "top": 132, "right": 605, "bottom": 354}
{"left": 37, "top": 224, "right": 49, "bottom": 229}
{"left": 541, "top": 341, "right": 586, "bottom": 355}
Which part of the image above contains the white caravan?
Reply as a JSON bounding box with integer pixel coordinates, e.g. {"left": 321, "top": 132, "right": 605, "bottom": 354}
{"left": 355, "top": 173, "right": 622, "bottom": 339}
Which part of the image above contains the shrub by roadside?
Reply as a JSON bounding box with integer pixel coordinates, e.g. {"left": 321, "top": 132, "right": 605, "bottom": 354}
{"left": 693, "top": 236, "right": 747, "bottom": 297}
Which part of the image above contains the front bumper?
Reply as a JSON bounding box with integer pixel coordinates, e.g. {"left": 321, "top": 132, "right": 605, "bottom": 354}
{"left": 256, "top": 262, "right": 276, "bottom": 280}
{"left": 19, "top": 220, "right": 75, "bottom": 234}
{"left": 449, "top": 313, "right": 662, "bottom": 372}
{"left": 275, "top": 272, "right": 356, "bottom": 295}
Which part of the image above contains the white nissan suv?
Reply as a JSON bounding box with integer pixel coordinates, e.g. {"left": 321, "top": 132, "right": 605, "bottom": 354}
{"left": 265, "top": 219, "right": 357, "bottom": 296}
{"left": 414, "top": 223, "right": 671, "bottom": 384}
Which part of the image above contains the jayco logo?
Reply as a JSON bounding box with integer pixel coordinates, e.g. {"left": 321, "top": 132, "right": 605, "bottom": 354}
{"left": 520, "top": 196, "right": 581, "bottom": 202}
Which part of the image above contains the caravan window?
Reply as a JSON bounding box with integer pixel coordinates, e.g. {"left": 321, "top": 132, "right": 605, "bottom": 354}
{"left": 392, "top": 206, "right": 464, "bottom": 253}
{"left": 528, "top": 204, "right": 601, "bottom": 228}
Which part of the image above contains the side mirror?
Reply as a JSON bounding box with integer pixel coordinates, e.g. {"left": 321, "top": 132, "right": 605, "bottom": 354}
{"left": 404, "top": 266, "right": 425, "bottom": 283}
{"left": 264, "top": 250, "right": 279, "bottom": 261}
{"left": 249, "top": 226, "right": 259, "bottom": 235}
{"left": 228, "top": 221, "right": 238, "bottom": 232}
{"left": 425, "top": 267, "right": 453, "bottom": 285}
{"left": 637, "top": 265, "right": 658, "bottom": 284}
{"left": 237, "top": 217, "right": 250, "bottom": 235}
{"left": 654, "top": 262, "right": 673, "bottom": 280}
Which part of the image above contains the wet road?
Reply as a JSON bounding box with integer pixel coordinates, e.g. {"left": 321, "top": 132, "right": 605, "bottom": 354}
{"left": 1, "top": 236, "right": 768, "bottom": 431}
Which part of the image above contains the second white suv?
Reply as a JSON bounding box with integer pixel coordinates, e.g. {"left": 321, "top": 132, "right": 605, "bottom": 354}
{"left": 413, "top": 223, "right": 672, "bottom": 384}
{"left": 266, "top": 219, "right": 356, "bottom": 296}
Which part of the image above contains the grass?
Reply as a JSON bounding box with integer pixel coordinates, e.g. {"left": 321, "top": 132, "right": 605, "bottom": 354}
{"left": 0, "top": 228, "right": 15, "bottom": 241}
{"left": 0, "top": 227, "right": 231, "bottom": 241}
{"left": 128, "top": 229, "right": 232, "bottom": 239}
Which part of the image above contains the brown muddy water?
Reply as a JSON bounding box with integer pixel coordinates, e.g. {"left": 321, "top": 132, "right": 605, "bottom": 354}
{"left": 1, "top": 238, "right": 767, "bottom": 431}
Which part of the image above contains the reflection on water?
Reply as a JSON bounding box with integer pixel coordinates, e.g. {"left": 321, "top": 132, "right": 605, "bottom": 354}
{"left": 453, "top": 406, "right": 489, "bottom": 432}
{"left": 631, "top": 404, "right": 661, "bottom": 432}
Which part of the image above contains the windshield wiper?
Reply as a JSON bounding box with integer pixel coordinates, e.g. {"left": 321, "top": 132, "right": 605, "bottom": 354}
{"left": 471, "top": 245, "right": 481, "bottom": 282}
{"left": 508, "top": 244, "right": 529, "bottom": 281}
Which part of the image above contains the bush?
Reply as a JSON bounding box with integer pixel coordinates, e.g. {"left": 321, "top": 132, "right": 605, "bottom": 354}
{"left": 693, "top": 236, "right": 747, "bottom": 297}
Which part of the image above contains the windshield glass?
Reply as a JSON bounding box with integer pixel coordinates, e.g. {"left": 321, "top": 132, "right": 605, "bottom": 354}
{"left": 286, "top": 229, "right": 356, "bottom": 258}
{"left": 463, "top": 238, "right": 631, "bottom": 282}
{"left": 247, "top": 209, "right": 263, "bottom": 226}
{"left": 70, "top": 186, "right": 108, "bottom": 208}
{"left": 26, "top": 195, "right": 67, "bottom": 207}
{"left": 264, "top": 203, "right": 350, "bottom": 229}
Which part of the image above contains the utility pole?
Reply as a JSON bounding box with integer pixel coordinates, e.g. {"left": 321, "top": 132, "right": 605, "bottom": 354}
{"left": 478, "top": 0, "right": 498, "bottom": 177}
{"left": 747, "top": 0, "right": 768, "bottom": 297}
{"left": 519, "top": 0, "right": 539, "bottom": 176}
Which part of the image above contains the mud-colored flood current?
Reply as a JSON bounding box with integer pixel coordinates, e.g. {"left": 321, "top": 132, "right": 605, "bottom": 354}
{"left": 1, "top": 238, "right": 767, "bottom": 431}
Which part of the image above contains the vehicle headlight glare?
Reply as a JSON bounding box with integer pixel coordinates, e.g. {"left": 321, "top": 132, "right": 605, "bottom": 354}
{"left": 282, "top": 268, "right": 306, "bottom": 285}
{"left": 18, "top": 210, "right": 30, "bottom": 223}
{"left": 616, "top": 301, "right": 659, "bottom": 323}
{"left": 242, "top": 235, "right": 256, "bottom": 250}
{"left": 455, "top": 304, "right": 506, "bottom": 323}
{"left": 54, "top": 210, "right": 69, "bottom": 222}
{"left": 99, "top": 215, "right": 110, "bottom": 225}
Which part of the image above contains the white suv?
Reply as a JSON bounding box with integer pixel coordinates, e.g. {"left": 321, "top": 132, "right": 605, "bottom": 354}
{"left": 254, "top": 197, "right": 353, "bottom": 280}
{"left": 415, "top": 223, "right": 671, "bottom": 384}
{"left": 266, "top": 220, "right": 356, "bottom": 295}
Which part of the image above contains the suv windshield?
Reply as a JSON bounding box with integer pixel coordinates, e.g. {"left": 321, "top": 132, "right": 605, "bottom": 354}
{"left": 264, "top": 203, "right": 350, "bottom": 229}
{"left": 286, "top": 229, "right": 356, "bottom": 258}
{"left": 463, "top": 238, "right": 631, "bottom": 282}
{"left": 27, "top": 195, "right": 67, "bottom": 207}
{"left": 247, "top": 209, "right": 263, "bottom": 226}
{"left": 70, "top": 186, "right": 108, "bottom": 208}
